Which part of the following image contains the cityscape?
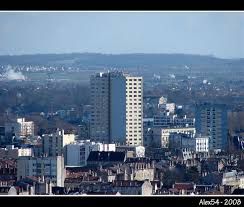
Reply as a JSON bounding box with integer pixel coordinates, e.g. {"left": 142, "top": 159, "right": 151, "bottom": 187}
{"left": 0, "top": 11, "right": 244, "bottom": 196}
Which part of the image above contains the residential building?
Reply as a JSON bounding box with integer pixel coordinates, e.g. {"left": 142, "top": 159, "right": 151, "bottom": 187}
{"left": 150, "top": 127, "right": 196, "bottom": 148}
{"left": 65, "top": 140, "right": 116, "bottom": 167}
{"left": 158, "top": 103, "right": 175, "bottom": 114}
{"left": 116, "top": 145, "right": 145, "bottom": 158}
{"left": 153, "top": 114, "right": 195, "bottom": 128}
{"left": 0, "top": 145, "right": 32, "bottom": 159}
{"left": 5, "top": 118, "right": 34, "bottom": 138}
{"left": 195, "top": 103, "right": 228, "bottom": 151}
{"left": 170, "top": 182, "right": 196, "bottom": 195}
{"left": 195, "top": 136, "right": 209, "bottom": 153}
{"left": 17, "top": 156, "right": 65, "bottom": 187}
{"left": 158, "top": 96, "right": 167, "bottom": 105}
{"left": 90, "top": 71, "right": 143, "bottom": 146}
{"left": 42, "top": 129, "right": 75, "bottom": 157}
{"left": 112, "top": 180, "right": 153, "bottom": 195}
{"left": 87, "top": 151, "right": 126, "bottom": 166}
{"left": 78, "top": 123, "right": 90, "bottom": 140}
{"left": 168, "top": 133, "right": 195, "bottom": 150}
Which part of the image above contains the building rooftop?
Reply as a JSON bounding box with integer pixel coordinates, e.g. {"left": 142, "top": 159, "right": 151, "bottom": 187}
{"left": 87, "top": 151, "right": 126, "bottom": 163}
{"left": 112, "top": 180, "right": 145, "bottom": 187}
{"left": 173, "top": 182, "right": 195, "bottom": 190}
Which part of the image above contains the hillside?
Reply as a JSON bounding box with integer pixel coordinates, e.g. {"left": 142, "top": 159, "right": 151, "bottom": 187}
{"left": 0, "top": 53, "right": 243, "bottom": 70}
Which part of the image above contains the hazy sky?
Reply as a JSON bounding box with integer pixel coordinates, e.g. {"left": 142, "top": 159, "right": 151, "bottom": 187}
{"left": 0, "top": 11, "right": 243, "bottom": 58}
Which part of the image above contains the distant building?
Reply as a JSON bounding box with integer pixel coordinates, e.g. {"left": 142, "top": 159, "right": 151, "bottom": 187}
{"left": 78, "top": 123, "right": 90, "bottom": 140}
{"left": 87, "top": 151, "right": 126, "bottom": 166}
{"left": 195, "top": 136, "right": 209, "bottom": 153}
{"left": 168, "top": 133, "right": 209, "bottom": 154}
{"left": 5, "top": 118, "right": 34, "bottom": 138}
{"left": 153, "top": 114, "right": 195, "bottom": 128}
{"left": 149, "top": 127, "right": 196, "bottom": 148}
{"left": 158, "top": 96, "right": 167, "bottom": 105}
{"left": 90, "top": 71, "right": 143, "bottom": 146}
{"left": 66, "top": 140, "right": 116, "bottom": 167}
{"left": 158, "top": 103, "right": 175, "bottom": 114}
{"left": 42, "top": 129, "right": 75, "bottom": 157}
{"left": 17, "top": 156, "right": 65, "bottom": 187}
{"left": 222, "top": 170, "right": 244, "bottom": 193}
{"left": 0, "top": 126, "right": 5, "bottom": 144}
{"left": 0, "top": 145, "right": 32, "bottom": 159}
{"left": 170, "top": 182, "right": 195, "bottom": 195}
{"left": 195, "top": 103, "right": 228, "bottom": 151}
{"left": 112, "top": 180, "right": 153, "bottom": 195}
{"left": 168, "top": 133, "right": 195, "bottom": 150}
{"left": 116, "top": 145, "right": 145, "bottom": 158}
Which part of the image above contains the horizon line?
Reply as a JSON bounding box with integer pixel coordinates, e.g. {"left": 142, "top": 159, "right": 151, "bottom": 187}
{"left": 0, "top": 52, "right": 243, "bottom": 60}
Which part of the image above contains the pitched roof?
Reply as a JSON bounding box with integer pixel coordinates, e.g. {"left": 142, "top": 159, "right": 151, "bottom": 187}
{"left": 173, "top": 182, "right": 194, "bottom": 190}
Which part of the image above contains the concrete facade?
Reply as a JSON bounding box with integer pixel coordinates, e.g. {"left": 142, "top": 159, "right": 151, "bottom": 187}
{"left": 17, "top": 156, "right": 65, "bottom": 187}
{"left": 90, "top": 71, "right": 143, "bottom": 146}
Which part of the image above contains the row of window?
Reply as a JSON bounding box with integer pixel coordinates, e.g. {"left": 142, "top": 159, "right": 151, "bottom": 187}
{"left": 128, "top": 94, "right": 142, "bottom": 97}
{"left": 127, "top": 78, "right": 142, "bottom": 81}
{"left": 127, "top": 132, "right": 142, "bottom": 135}
{"left": 126, "top": 90, "right": 141, "bottom": 93}
{"left": 127, "top": 87, "right": 142, "bottom": 89}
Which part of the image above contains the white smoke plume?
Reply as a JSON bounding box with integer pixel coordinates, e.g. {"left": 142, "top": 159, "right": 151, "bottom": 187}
{"left": 3, "top": 65, "right": 25, "bottom": 80}
{"left": 169, "top": 74, "right": 175, "bottom": 79}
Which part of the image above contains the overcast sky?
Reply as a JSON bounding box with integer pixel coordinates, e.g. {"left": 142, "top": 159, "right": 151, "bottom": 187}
{"left": 0, "top": 11, "right": 243, "bottom": 59}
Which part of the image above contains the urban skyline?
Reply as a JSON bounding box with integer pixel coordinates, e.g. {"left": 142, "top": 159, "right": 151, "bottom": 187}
{"left": 0, "top": 11, "right": 243, "bottom": 196}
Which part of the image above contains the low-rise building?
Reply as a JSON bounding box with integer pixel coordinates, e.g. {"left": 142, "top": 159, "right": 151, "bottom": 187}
{"left": 0, "top": 145, "right": 32, "bottom": 159}
{"left": 65, "top": 140, "right": 116, "bottom": 167}
{"left": 116, "top": 145, "right": 145, "bottom": 158}
{"left": 87, "top": 151, "right": 126, "bottom": 166}
{"left": 112, "top": 180, "right": 153, "bottom": 195}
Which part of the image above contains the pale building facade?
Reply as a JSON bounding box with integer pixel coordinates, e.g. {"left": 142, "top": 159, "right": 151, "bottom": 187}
{"left": 17, "top": 156, "right": 65, "bottom": 187}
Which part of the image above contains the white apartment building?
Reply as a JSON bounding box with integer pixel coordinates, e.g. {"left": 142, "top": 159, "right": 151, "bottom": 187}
{"left": 17, "top": 156, "right": 65, "bottom": 187}
{"left": 5, "top": 118, "right": 34, "bottom": 138}
{"left": 66, "top": 140, "right": 116, "bottom": 167}
{"left": 42, "top": 129, "right": 75, "bottom": 157}
{"left": 0, "top": 145, "right": 32, "bottom": 159}
{"left": 90, "top": 71, "right": 143, "bottom": 146}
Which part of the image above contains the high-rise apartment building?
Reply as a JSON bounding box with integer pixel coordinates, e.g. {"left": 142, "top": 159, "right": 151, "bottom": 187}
{"left": 90, "top": 71, "right": 143, "bottom": 146}
{"left": 195, "top": 103, "right": 228, "bottom": 151}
